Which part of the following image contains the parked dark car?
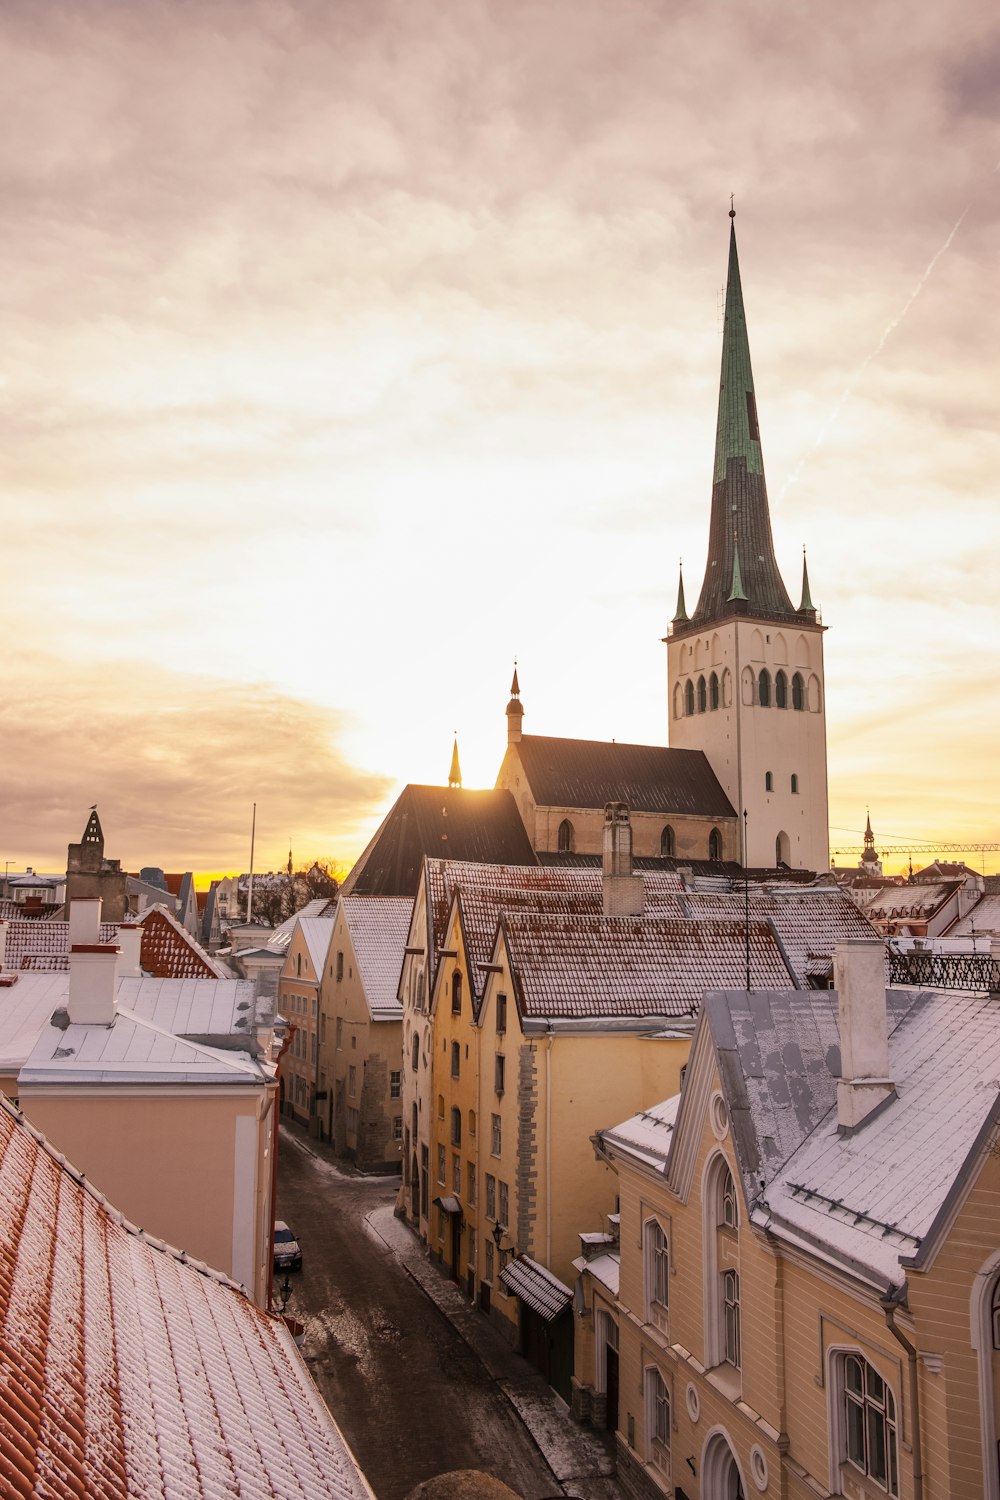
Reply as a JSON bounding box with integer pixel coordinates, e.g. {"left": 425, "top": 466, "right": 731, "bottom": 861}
{"left": 273, "top": 1220, "right": 303, "bottom": 1271}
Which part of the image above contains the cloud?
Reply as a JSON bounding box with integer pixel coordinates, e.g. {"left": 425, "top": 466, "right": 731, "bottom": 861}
{"left": 0, "top": 653, "right": 392, "bottom": 871}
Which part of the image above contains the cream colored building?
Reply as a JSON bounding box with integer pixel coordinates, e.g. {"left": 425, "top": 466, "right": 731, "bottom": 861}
{"left": 278, "top": 914, "right": 333, "bottom": 1124}
{"left": 316, "top": 893, "right": 411, "bottom": 1171}
{"left": 574, "top": 939, "right": 1000, "bottom": 1500}
{"left": 0, "top": 899, "right": 279, "bottom": 1307}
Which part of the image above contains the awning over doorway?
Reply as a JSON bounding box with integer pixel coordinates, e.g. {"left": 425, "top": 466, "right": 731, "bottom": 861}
{"left": 432, "top": 1194, "right": 462, "bottom": 1215}
{"left": 499, "top": 1254, "right": 573, "bottom": 1321}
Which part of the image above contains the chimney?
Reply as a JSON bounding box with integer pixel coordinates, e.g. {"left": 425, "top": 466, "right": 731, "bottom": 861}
{"left": 116, "top": 923, "right": 143, "bottom": 978}
{"left": 68, "top": 898, "right": 119, "bottom": 1026}
{"left": 834, "top": 939, "right": 894, "bottom": 1133}
{"left": 0, "top": 921, "right": 7, "bottom": 971}
{"left": 68, "top": 897, "right": 102, "bottom": 946}
{"left": 602, "top": 803, "right": 644, "bottom": 918}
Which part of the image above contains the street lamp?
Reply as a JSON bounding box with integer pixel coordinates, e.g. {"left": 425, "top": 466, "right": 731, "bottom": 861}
{"left": 491, "top": 1221, "right": 507, "bottom": 1251}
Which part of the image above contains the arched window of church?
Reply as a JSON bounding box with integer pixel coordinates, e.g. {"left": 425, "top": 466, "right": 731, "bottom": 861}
{"left": 765, "top": 771, "right": 773, "bottom": 792}
{"left": 758, "top": 668, "right": 771, "bottom": 707}
{"left": 697, "top": 676, "right": 707, "bottom": 713}
{"left": 685, "top": 680, "right": 695, "bottom": 716}
{"left": 709, "top": 828, "right": 723, "bottom": 862}
{"left": 991, "top": 1278, "right": 1000, "bottom": 1348}
{"left": 558, "top": 819, "right": 574, "bottom": 854}
{"left": 661, "top": 825, "right": 676, "bottom": 858}
{"left": 776, "top": 831, "right": 790, "bottom": 865}
{"left": 775, "top": 669, "right": 787, "bottom": 709}
{"left": 709, "top": 671, "right": 720, "bottom": 710}
{"left": 792, "top": 672, "right": 805, "bottom": 711}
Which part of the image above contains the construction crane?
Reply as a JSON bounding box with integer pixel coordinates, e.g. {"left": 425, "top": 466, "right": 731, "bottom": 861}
{"left": 830, "top": 841, "right": 1000, "bottom": 856}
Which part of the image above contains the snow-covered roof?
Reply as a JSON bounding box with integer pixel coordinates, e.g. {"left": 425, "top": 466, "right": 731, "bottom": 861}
{"left": 0, "top": 1095, "right": 374, "bottom": 1499}
{"left": 502, "top": 914, "right": 795, "bottom": 1022}
{"left": 265, "top": 900, "right": 335, "bottom": 954}
{"left": 1, "top": 910, "right": 231, "bottom": 981}
{"left": 949, "top": 893, "right": 1000, "bottom": 938}
{"left": 342, "top": 895, "right": 412, "bottom": 1020}
{"left": 598, "top": 1095, "right": 680, "bottom": 1170}
{"left": 19, "top": 1008, "right": 269, "bottom": 1088}
{"left": 294, "top": 916, "right": 335, "bottom": 976}
{"left": 703, "top": 985, "right": 1000, "bottom": 1290}
{"left": 0, "top": 973, "right": 267, "bottom": 1077}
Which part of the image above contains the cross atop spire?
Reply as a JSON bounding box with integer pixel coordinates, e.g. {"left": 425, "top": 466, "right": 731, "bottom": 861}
{"left": 687, "top": 213, "right": 796, "bottom": 627}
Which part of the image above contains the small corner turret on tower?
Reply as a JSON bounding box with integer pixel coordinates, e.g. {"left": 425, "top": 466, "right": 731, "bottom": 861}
{"left": 506, "top": 661, "right": 523, "bottom": 745}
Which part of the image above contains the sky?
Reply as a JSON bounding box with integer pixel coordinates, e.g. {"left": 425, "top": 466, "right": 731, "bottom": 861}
{"left": 3, "top": 0, "right": 1000, "bottom": 878}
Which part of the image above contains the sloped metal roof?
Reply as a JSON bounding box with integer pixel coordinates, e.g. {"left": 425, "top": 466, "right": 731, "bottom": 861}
{"left": 499, "top": 1255, "right": 573, "bottom": 1321}
{"left": 513, "top": 736, "right": 736, "bottom": 819}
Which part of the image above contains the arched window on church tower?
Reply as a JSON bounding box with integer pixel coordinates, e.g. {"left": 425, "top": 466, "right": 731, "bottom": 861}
{"left": 792, "top": 672, "right": 805, "bottom": 711}
{"left": 758, "top": 668, "right": 771, "bottom": 707}
{"left": 709, "top": 828, "right": 723, "bottom": 862}
{"left": 709, "top": 671, "right": 720, "bottom": 710}
{"left": 775, "top": 669, "right": 787, "bottom": 709}
{"left": 685, "top": 680, "right": 695, "bottom": 716}
{"left": 557, "top": 819, "right": 574, "bottom": 854}
{"left": 661, "top": 825, "right": 676, "bottom": 857}
{"left": 697, "top": 676, "right": 707, "bottom": 712}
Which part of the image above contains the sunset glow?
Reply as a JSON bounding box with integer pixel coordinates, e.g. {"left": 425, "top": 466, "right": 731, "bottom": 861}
{"left": 4, "top": 1, "right": 999, "bottom": 876}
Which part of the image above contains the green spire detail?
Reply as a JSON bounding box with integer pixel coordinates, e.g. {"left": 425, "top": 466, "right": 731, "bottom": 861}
{"left": 713, "top": 217, "right": 764, "bottom": 486}
{"left": 673, "top": 563, "right": 688, "bottom": 623}
{"left": 728, "top": 540, "right": 747, "bottom": 602}
{"left": 799, "top": 547, "right": 815, "bottom": 612}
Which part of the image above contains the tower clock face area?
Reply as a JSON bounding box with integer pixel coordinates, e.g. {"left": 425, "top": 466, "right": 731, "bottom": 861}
{"left": 665, "top": 216, "right": 829, "bottom": 873}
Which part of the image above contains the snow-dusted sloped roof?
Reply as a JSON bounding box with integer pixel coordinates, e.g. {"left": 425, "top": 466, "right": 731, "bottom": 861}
{"left": 949, "top": 892, "right": 1000, "bottom": 937}
{"left": 342, "top": 895, "right": 412, "bottom": 1019}
{"left": 265, "top": 900, "right": 335, "bottom": 954}
{"left": 705, "top": 985, "right": 1000, "bottom": 1290}
{"left": 2, "top": 911, "right": 231, "bottom": 980}
{"left": 19, "top": 1008, "right": 269, "bottom": 1088}
{"left": 294, "top": 916, "right": 335, "bottom": 976}
{"left": 0, "top": 1095, "right": 374, "bottom": 1500}
{"left": 503, "top": 914, "right": 795, "bottom": 1021}
{"left": 598, "top": 1095, "right": 680, "bottom": 1170}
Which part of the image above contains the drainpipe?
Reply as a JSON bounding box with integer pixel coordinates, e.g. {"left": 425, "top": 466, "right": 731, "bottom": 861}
{"left": 545, "top": 1029, "right": 554, "bottom": 1266}
{"left": 882, "top": 1297, "right": 923, "bottom": 1500}
{"left": 267, "top": 1024, "right": 296, "bottom": 1314}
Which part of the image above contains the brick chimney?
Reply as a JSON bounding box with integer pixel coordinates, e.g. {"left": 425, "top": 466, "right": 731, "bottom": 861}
{"left": 68, "top": 898, "right": 119, "bottom": 1026}
{"left": 834, "top": 939, "right": 894, "bottom": 1133}
{"left": 602, "top": 803, "right": 644, "bottom": 918}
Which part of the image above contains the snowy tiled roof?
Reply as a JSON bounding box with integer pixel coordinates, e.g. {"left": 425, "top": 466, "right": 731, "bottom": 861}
{"left": 294, "top": 916, "right": 335, "bottom": 977}
{"left": 499, "top": 1254, "right": 573, "bottom": 1320}
{"left": 342, "top": 896, "right": 413, "bottom": 1019}
{"left": 265, "top": 899, "right": 336, "bottom": 955}
{"left": 3, "top": 919, "right": 118, "bottom": 970}
{"left": 503, "top": 914, "right": 794, "bottom": 1020}
{"left": 680, "top": 886, "right": 880, "bottom": 986}
{"left": 705, "top": 985, "right": 1000, "bottom": 1289}
{"left": 0, "top": 1095, "right": 374, "bottom": 1499}
{"left": 948, "top": 893, "right": 1000, "bottom": 937}
{"left": 139, "top": 905, "right": 231, "bottom": 979}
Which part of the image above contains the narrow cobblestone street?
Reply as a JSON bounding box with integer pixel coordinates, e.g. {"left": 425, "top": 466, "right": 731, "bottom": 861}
{"left": 276, "top": 1126, "right": 584, "bottom": 1500}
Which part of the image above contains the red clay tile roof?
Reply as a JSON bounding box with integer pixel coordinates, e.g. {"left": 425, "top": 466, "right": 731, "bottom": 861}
{"left": 513, "top": 735, "right": 737, "bottom": 819}
{"left": 3, "top": 911, "right": 228, "bottom": 981}
{"left": 0, "top": 1096, "right": 373, "bottom": 1499}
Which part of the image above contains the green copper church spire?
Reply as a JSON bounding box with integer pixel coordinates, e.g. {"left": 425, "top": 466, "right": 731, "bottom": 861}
{"left": 799, "top": 545, "right": 816, "bottom": 613}
{"left": 672, "top": 561, "right": 689, "bottom": 623}
{"left": 688, "top": 207, "right": 796, "bottom": 626}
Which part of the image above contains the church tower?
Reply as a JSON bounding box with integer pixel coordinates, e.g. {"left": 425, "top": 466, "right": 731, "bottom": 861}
{"left": 666, "top": 212, "right": 829, "bottom": 871}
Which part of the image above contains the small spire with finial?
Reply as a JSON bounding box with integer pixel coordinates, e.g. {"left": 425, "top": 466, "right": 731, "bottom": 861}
{"left": 672, "top": 558, "right": 689, "bottom": 624}
{"left": 448, "top": 734, "right": 462, "bottom": 790}
{"left": 799, "top": 544, "right": 816, "bottom": 613}
{"left": 729, "top": 193, "right": 735, "bottom": 220}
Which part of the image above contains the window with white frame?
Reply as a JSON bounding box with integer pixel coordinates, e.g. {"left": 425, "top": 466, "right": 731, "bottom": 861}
{"left": 645, "top": 1366, "right": 670, "bottom": 1476}
{"left": 467, "top": 1162, "right": 476, "bottom": 1205}
{"left": 644, "top": 1218, "right": 669, "bottom": 1327}
{"left": 393, "top": 1115, "right": 402, "bottom": 1141}
{"left": 491, "top": 1113, "right": 502, "bottom": 1155}
{"left": 499, "top": 1180, "right": 509, "bottom": 1227}
{"left": 720, "top": 1163, "right": 738, "bottom": 1229}
{"left": 437, "top": 1144, "right": 446, "bottom": 1184}
{"left": 452, "top": 1154, "right": 461, "bottom": 1194}
{"left": 838, "top": 1353, "right": 899, "bottom": 1495}
{"left": 704, "top": 1152, "right": 741, "bottom": 1376}
{"left": 390, "top": 1070, "right": 401, "bottom": 1099}
{"left": 485, "top": 1173, "right": 496, "bottom": 1220}
{"left": 722, "top": 1268, "right": 741, "bottom": 1368}
{"left": 485, "top": 1240, "right": 495, "bottom": 1284}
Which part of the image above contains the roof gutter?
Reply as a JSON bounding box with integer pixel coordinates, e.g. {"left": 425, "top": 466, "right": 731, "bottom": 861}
{"left": 881, "top": 1295, "right": 923, "bottom": 1500}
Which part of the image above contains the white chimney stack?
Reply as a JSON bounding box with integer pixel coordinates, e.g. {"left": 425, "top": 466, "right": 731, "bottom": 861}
{"left": 0, "top": 921, "right": 7, "bottom": 972}
{"left": 602, "top": 803, "right": 644, "bottom": 918}
{"left": 68, "top": 898, "right": 119, "bottom": 1025}
{"left": 68, "top": 898, "right": 102, "bottom": 947}
{"left": 116, "top": 923, "right": 143, "bottom": 978}
{"left": 834, "top": 939, "right": 894, "bottom": 1133}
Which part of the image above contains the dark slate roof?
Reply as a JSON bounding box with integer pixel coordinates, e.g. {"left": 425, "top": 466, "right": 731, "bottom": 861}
{"left": 684, "top": 219, "right": 807, "bottom": 631}
{"left": 343, "top": 786, "right": 537, "bottom": 898}
{"left": 513, "top": 736, "right": 736, "bottom": 820}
